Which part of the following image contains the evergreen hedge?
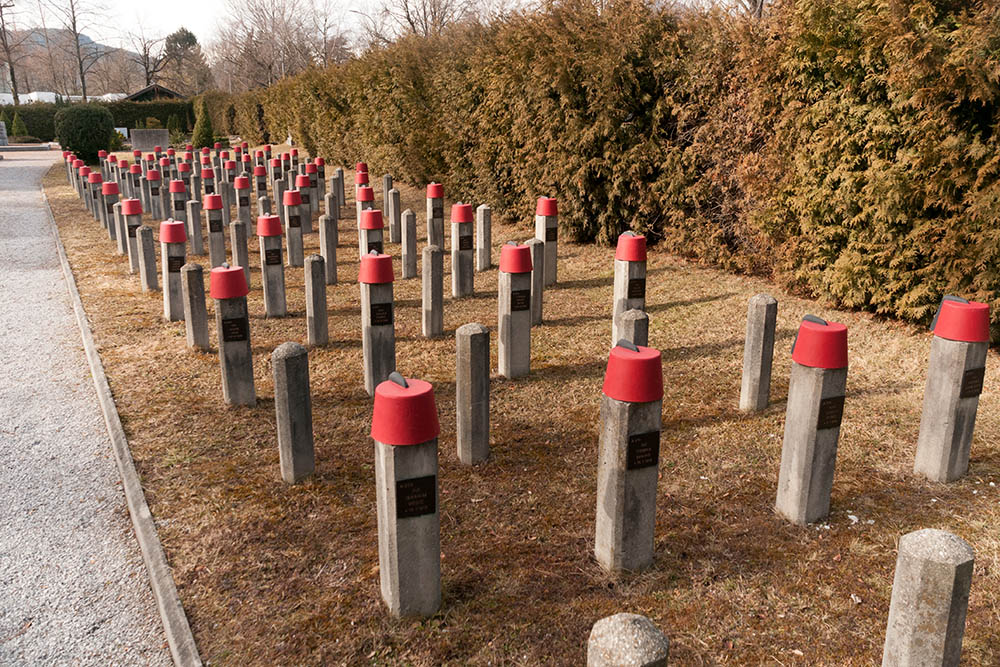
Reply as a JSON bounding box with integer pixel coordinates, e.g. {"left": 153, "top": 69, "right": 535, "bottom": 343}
{"left": 0, "top": 100, "right": 193, "bottom": 142}
{"left": 206, "top": 0, "right": 1000, "bottom": 333}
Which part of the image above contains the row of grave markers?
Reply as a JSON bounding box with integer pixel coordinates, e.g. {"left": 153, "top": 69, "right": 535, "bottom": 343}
{"left": 62, "top": 148, "right": 988, "bottom": 664}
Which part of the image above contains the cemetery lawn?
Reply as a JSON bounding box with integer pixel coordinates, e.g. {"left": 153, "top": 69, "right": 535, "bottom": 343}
{"left": 45, "top": 161, "right": 1000, "bottom": 665}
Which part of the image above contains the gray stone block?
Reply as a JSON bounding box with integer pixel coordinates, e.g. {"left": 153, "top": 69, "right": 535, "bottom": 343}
{"left": 259, "top": 236, "right": 287, "bottom": 318}
{"left": 427, "top": 196, "right": 444, "bottom": 249}
{"left": 161, "top": 241, "right": 185, "bottom": 321}
{"left": 456, "top": 323, "right": 490, "bottom": 464}
{"left": 207, "top": 210, "right": 226, "bottom": 268}
{"left": 452, "top": 221, "right": 474, "bottom": 298}
{"left": 137, "top": 226, "right": 159, "bottom": 292}
{"left": 535, "top": 212, "right": 557, "bottom": 286}
{"left": 587, "top": 613, "right": 669, "bottom": 667}
{"left": 229, "top": 220, "right": 251, "bottom": 289}
{"left": 526, "top": 238, "right": 544, "bottom": 326}
{"left": 181, "top": 263, "right": 209, "bottom": 350}
{"left": 284, "top": 203, "right": 304, "bottom": 267}
{"left": 272, "top": 342, "right": 315, "bottom": 484}
{"left": 498, "top": 270, "right": 531, "bottom": 378}
{"left": 361, "top": 282, "right": 397, "bottom": 397}
{"left": 739, "top": 294, "right": 778, "bottom": 412}
{"left": 476, "top": 204, "right": 491, "bottom": 271}
{"left": 389, "top": 189, "right": 401, "bottom": 244}
{"left": 402, "top": 209, "right": 417, "bottom": 279}
{"left": 214, "top": 295, "right": 256, "bottom": 407}
{"left": 185, "top": 200, "right": 204, "bottom": 256}
{"left": 319, "top": 211, "right": 338, "bottom": 285}
{"left": 422, "top": 245, "right": 443, "bottom": 338}
{"left": 612, "top": 252, "right": 646, "bottom": 344}
{"left": 618, "top": 309, "right": 649, "bottom": 347}
{"left": 305, "top": 255, "right": 328, "bottom": 346}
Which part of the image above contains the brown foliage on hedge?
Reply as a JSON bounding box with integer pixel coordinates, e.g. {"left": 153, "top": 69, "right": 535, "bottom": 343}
{"left": 206, "top": 0, "right": 1000, "bottom": 331}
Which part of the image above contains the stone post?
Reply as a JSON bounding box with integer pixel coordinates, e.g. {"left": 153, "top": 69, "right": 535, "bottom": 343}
{"left": 535, "top": 196, "right": 558, "bottom": 286}
{"left": 498, "top": 243, "right": 533, "bottom": 379}
{"left": 389, "top": 188, "right": 401, "bottom": 244}
{"left": 269, "top": 157, "right": 282, "bottom": 193}
{"left": 101, "top": 182, "right": 120, "bottom": 240}
{"left": 305, "top": 255, "right": 328, "bottom": 346}
{"left": 456, "top": 323, "right": 490, "bottom": 465}
{"left": 426, "top": 183, "right": 444, "bottom": 248}
{"left": 204, "top": 194, "right": 227, "bottom": 269}
{"left": 230, "top": 220, "right": 251, "bottom": 289}
{"left": 283, "top": 189, "right": 305, "bottom": 267}
{"left": 113, "top": 202, "right": 126, "bottom": 255}
{"left": 595, "top": 341, "right": 664, "bottom": 573}
{"left": 291, "top": 148, "right": 299, "bottom": 170}
{"left": 273, "top": 342, "right": 315, "bottom": 484}
{"left": 201, "top": 166, "right": 216, "bottom": 200}
{"left": 274, "top": 177, "right": 287, "bottom": 224}
{"left": 177, "top": 163, "right": 193, "bottom": 199}
{"left": 254, "top": 165, "right": 268, "bottom": 202}
{"left": 422, "top": 245, "right": 444, "bottom": 338}
{"left": 169, "top": 180, "right": 188, "bottom": 229}
{"left": 526, "top": 238, "right": 544, "bottom": 326}
{"left": 334, "top": 167, "right": 345, "bottom": 209}
{"left": 78, "top": 166, "right": 91, "bottom": 210}
{"left": 210, "top": 265, "right": 256, "bottom": 407}
{"left": 356, "top": 185, "right": 375, "bottom": 238}
{"left": 360, "top": 209, "right": 386, "bottom": 259}
{"left": 146, "top": 170, "right": 164, "bottom": 220}
{"left": 223, "top": 159, "right": 236, "bottom": 185}
{"left": 122, "top": 199, "right": 144, "bottom": 274}
{"left": 372, "top": 373, "right": 442, "bottom": 618}
{"left": 587, "top": 614, "right": 669, "bottom": 667}
{"left": 258, "top": 195, "right": 272, "bottom": 217}
{"left": 87, "top": 172, "right": 103, "bottom": 222}
{"left": 319, "top": 200, "right": 338, "bottom": 286}
{"left": 137, "top": 226, "right": 159, "bottom": 292}
{"left": 360, "top": 252, "right": 397, "bottom": 397}
{"left": 140, "top": 161, "right": 153, "bottom": 211}
{"left": 160, "top": 220, "right": 187, "bottom": 321}
{"left": 402, "top": 209, "right": 417, "bottom": 279}
{"left": 451, "top": 203, "right": 475, "bottom": 298}
{"left": 234, "top": 176, "right": 252, "bottom": 226}
{"left": 382, "top": 174, "right": 393, "bottom": 214}
{"left": 618, "top": 310, "right": 649, "bottom": 347}
{"left": 315, "top": 158, "right": 326, "bottom": 201}
{"left": 882, "top": 528, "right": 974, "bottom": 667}
{"left": 257, "top": 215, "right": 287, "bottom": 318}
{"left": 476, "top": 204, "right": 492, "bottom": 272}
{"left": 739, "top": 294, "right": 778, "bottom": 413}
{"left": 129, "top": 164, "right": 143, "bottom": 205}
{"left": 355, "top": 172, "right": 370, "bottom": 211}
{"left": 186, "top": 200, "right": 204, "bottom": 256}
{"left": 914, "top": 297, "right": 991, "bottom": 483}
{"left": 306, "top": 163, "right": 320, "bottom": 217}
{"left": 775, "top": 316, "right": 849, "bottom": 525}
{"left": 612, "top": 232, "right": 647, "bottom": 343}
{"left": 219, "top": 180, "right": 233, "bottom": 228}
{"left": 295, "top": 174, "right": 314, "bottom": 233}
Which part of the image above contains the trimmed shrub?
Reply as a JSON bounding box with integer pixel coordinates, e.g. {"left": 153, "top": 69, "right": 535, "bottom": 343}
{"left": 56, "top": 104, "right": 115, "bottom": 162}
{"left": 10, "top": 136, "right": 42, "bottom": 143}
{"left": 10, "top": 112, "right": 27, "bottom": 136}
{"left": 191, "top": 98, "right": 214, "bottom": 148}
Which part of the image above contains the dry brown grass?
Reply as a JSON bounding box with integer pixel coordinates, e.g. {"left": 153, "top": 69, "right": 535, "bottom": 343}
{"left": 45, "top": 157, "right": 1000, "bottom": 665}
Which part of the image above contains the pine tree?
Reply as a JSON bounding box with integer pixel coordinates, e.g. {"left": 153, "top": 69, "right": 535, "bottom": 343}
{"left": 10, "top": 112, "right": 28, "bottom": 137}
{"left": 191, "top": 99, "right": 214, "bottom": 149}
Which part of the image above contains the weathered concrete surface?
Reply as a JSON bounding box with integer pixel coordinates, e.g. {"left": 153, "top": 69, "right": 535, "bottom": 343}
{"left": 456, "top": 323, "right": 490, "bottom": 465}
{"left": 0, "top": 150, "right": 169, "bottom": 665}
{"left": 587, "top": 613, "right": 669, "bottom": 667}
{"left": 273, "top": 342, "right": 315, "bottom": 484}
{"left": 181, "top": 263, "right": 210, "bottom": 349}
{"left": 618, "top": 309, "right": 649, "bottom": 347}
{"left": 739, "top": 294, "right": 778, "bottom": 413}
{"left": 422, "top": 245, "right": 444, "bottom": 338}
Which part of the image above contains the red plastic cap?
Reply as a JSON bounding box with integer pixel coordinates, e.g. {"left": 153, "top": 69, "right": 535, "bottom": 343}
{"left": 209, "top": 265, "right": 249, "bottom": 299}
{"left": 242, "top": 141, "right": 249, "bottom": 149}
{"left": 356, "top": 172, "right": 370, "bottom": 185}
{"left": 79, "top": 167, "right": 91, "bottom": 178}
{"left": 253, "top": 165, "right": 266, "bottom": 176}
{"left": 283, "top": 189, "right": 302, "bottom": 206}
{"left": 270, "top": 158, "right": 281, "bottom": 167}
{"left": 255, "top": 150, "right": 264, "bottom": 158}
{"left": 451, "top": 203, "right": 473, "bottom": 223}
{"left": 177, "top": 162, "right": 191, "bottom": 173}
{"left": 291, "top": 148, "right": 298, "bottom": 156}
{"left": 295, "top": 174, "right": 310, "bottom": 188}
{"left": 220, "top": 151, "right": 230, "bottom": 160}
{"left": 257, "top": 215, "right": 283, "bottom": 237}
{"left": 305, "top": 162, "right": 317, "bottom": 174}
{"left": 133, "top": 150, "right": 142, "bottom": 157}
{"left": 242, "top": 154, "right": 251, "bottom": 163}
{"left": 203, "top": 194, "right": 223, "bottom": 210}
{"left": 315, "top": 157, "right": 325, "bottom": 166}
{"left": 359, "top": 253, "right": 394, "bottom": 284}
{"left": 224, "top": 160, "right": 236, "bottom": 170}
{"left": 87, "top": 172, "right": 103, "bottom": 184}
{"left": 371, "top": 377, "right": 440, "bottom": 446}
{"left": 213, "top": 142, "right": 222, "bottom": 150}
{"left": 358, "top": 186, "right": 374, "bottom": 202}
{"left": 602, "top": 343, "right": 664, "bottom": 403}
{"left": 536, "top": 196, "right": 558, "bottom": 216}
{"left": 281, "top": 152, "right": 290, "bottom": 161}
{"left": 129, "top": 164, "right": 142, "bottom": 174}
{"left": 615, "top": 232, "right": 647, "bottom": 262}
{"left": 184, "top": 151, "right": 193, "bottom": 161}
{"left": 154, "top": 146, "right": 162, "bottom": 152}
{"left": 427, "top": 182, "right": 443, "bottom": 199}
{"left": 791, "top": 317, "right": 848, "bottom": 369}
{"left": 98, "top": 150, "right": 107, "bottom": 158}
{"left": 360, "top": 209, "right": 384, "bottom": 230}
{"left": 121, "top": 198, "right": 143, "bottom": 216}
{"left": 108, "top": 155, "right": 117, "bottom": 163}
{"left": 146, "top": 169, "right": 161, "bottom": 181}
{"left": 159, "top": 219, "right": 187, "bottom": 244}
{"left": 169, "top": 180, "right": 186, "bottom": 194}
{"left": 234, "top": 176, "right": 250, "bottom": 190}
{"left": 932, "top": 298, "right": 990, "bottom": 343}
{"left": 356, "top": 162, "right": 368, "bottom": 173}
{"left": 145, "top": 153, "right": 155, "bottom": 161}
{"left": 264, "top": 144, "right": 271, "bottom": 151}
{"left": 160, "top": 157, "right": 170, "bottom": 166}
{"left": 499, "top": 243, "right": 532, "bottom": 273}
{"left": 167, "top": 148, "right": 175, "bottom": 156}
{"left": 63, "top": 151, "right": 71, "bottom": 158}
{"left": 201, "top": 168, "right": 214, "bottom": 178}
{"left": 200, "top": 156, "right": 211, "bottom": 165}
{"left": 101, "top": 182, "right": 120, "bottom": 196}
{"left": 72, "top": 159, "right": 84, "bottom": 168}
{"left": 186, "top": 144, "right": 193, "bottom": 150}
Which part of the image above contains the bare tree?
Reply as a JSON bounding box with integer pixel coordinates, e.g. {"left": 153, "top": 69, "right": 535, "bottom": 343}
{"left": 0, "top": 0, "right": 32, "bottom": 103}
{"left": 127, "top": 26, "right": 167, "bottom": 86}
{"left": 34, "top": 0, "right": 69, "bottom": 96}
{"left": 311, "top": 0, "right": 350, "bottom": 67}
{"left": 45, "top": 0, "right": 107, "bottom": 100}
{"left": 736, "top": 0, "right": 765, "bottom": 19}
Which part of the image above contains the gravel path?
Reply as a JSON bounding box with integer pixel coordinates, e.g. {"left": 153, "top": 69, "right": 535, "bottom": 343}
{"left": 0, "top": 151, "right": 171, "bottom": 666}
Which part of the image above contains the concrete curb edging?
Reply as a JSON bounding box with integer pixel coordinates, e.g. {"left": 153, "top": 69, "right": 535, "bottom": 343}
{"left": 43, "top": 191, "right": 203, "bottom": 667}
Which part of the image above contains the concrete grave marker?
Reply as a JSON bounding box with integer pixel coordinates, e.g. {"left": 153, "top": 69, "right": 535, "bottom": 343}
{"left": 160, "top": 220, "right": 187, "bottom": 320}
{"left": 230, "top": 220, "right": 251, "bottom": 289}
{"left": 204, "top": 194, "right": 227, "bottom": 268}
{"left": 182, "top": 263, "right": 210, "bottom": 350}
{"left": 87, "top": 172, "right": 103, "bottom": 222}
{"left": 389, "top": 188, "right": 401, "bottom": 244}
{"left": 273, "top": 342, "right": 315, "bottom": 484}
{"left": 612, "top": 232, "right": 647, "bottom": 344}
{"left": 122, "top": 198, "right": 144, "bottom": 274}
{"left": 359, "top": 209, "right": 386, "bottom": 259}
{"left": 422, "top": 245, "right": 444, "bottom": 338}
{"left": 526, "top": 238, "right": 544, "bottom": 326}
{"left": 137, "top": 226, "right": 159, "bottom": 292}
{"left": 295, "top": 174, "right": 314, "bottom": 233}
{"left": 147, "top": 170, "right": 164, "bottom": 220}
{"left": 169, "top": 179, "right": 188, "bottom": 228}
{"left": 306, "top": 163, "right": 320, "bottom": 217}
{"left": 535, "top": 196, "right": 558, "bottom": 286}
{"left": 254, "top": 165, "right": 268, "bottom": 201}
{"left": 185, "top": 199, "right": 204, "bottom": 256}
{"left": 426, "top": 183, "right": 444, "bottom": 249}
{"left": 402, "top": 209, "right": 417, "bottom": 279}
{"left": 101, "top": 181, "right": 120, "bottom": 239}
{"left": 456, "top": 323, "right": 490, "bottom": 465}
{"left": 319, "top": 193, "right": 339, "bottom": 285}
{"left": 334, "top": 167, "right": 345, "bottom": 209}
{"left": 305, "top": 255, "right": 328, "bottom": 346}
{"left": 476, "top": 204, "right": 492, "bottom": 271}
{"left": 234, "top": 176, "right": 252, "bottom": 225}
{"left": 739, "top": 294, "right": 778, "bottom": 412}
{"left": 360, "top": 253, "right": 397, "bottom": 397}
{"left": 210, "top": 264, "right": 256, "bottom": 406}
{"left": 257, "top": 215, "right": 287, "bottom": 318}
{"left": 618, "top": 309, "right": 649, "bottom": 347}
{"left": 356, "top": 185, "right": 375, "bottom": 243}
{"left": 282, "top": 189, "right": 305, "bottom": 267}
{"left": 113, "top": 202, "right": 126, "bottom": 255}
{"left": 382, "top": 174, "right": 393, "bottom": 217}
{"left": 498, "top": 243, "right": 533, "bottom": 379}
{"left": 451, "top": 203, "right": 475, "bottom": 298}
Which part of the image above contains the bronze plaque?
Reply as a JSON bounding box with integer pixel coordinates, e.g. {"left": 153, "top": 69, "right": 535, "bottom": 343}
{"left": 546, "top": 226, "right": 557, "bottom": 242}
{"left": 127, "top": 224, "right": 138, "bottom": 238}
{"left": 627, "top": 278, "right": 646, "bottom": 300}
{"left": 106, "top": 202, "right": 114, "bottom": 214}
{"left": 960, "top": 367, "right": 986, "bottom": 399}
{"left": 626, "top": 431, "right": 660, "bottom": 470}
{"left": 205, "top": 183, "right": 215, "bottom": 194}
{"left": 370, "top": 302, "right": 393, "bottom": 326}
{"left": 816, "top": 395, "right": 846, "bottom": 430}
{"left": 288, "top": 215, "right": 301, "bottom": 228}
{"left": 209, "top": 218, "right": 222, "bottom": 233}
{"left": 167, "top": 255, "right": 184, "bottom": 273}
{"left": 432, "top": 205, "right": 444, "bottom": 219}
{"left": 173, "top": 200, "right": 185, "bottom": 212}
{"left": 150, "top": 186, "right": 159, "bottom": 196}
{"left": 510, "top": 289, "right": 530, "bottom": 312}
{"left": 459, "top": 235, "right": 473, "bottom": 251}
{"left": 396, "top": 475, "right": 436, "bottom": 519}
{"left": 239, "top": 196, "right": 249, "bottom": 207}
{"left": 301, "top": 193, "right": 310, "bottom": 206}
{"left": 264, "top": 247, "right": 282, "bottom": 266}
{"left": 221, "top": 316, "right": 248, "bottom": 342}
{"left": 367, "top": 240, "right": 383, "bottom": 254}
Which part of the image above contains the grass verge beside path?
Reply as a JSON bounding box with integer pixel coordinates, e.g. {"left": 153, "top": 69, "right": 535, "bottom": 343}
{"left": 45, "top": 162, "right": 1000, "bottom": 665}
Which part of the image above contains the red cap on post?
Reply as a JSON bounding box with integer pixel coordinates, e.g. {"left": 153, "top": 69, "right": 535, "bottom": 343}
{"left": 121, "top": 198, "right": 143, "bottom": 216}
{"left": 270, "top": 158, "right": 281, "bottom": 168}
{"left": 427, "top": 183, "right": 443, "bottom": 199}
{"left": 536, "top": 197, "right": 558, "bottom": 216}
{"left": 213, "top": 142, "right": 222, "bottom": 150}
{"left": 264, "top": 144, "right": 271, "bottom": 151}
{"left": 305, "top": 162, "right": 317, "bottom": 174}
{"left": 146, "top": 153, "right": 155, "bottom": 162}
{"left": 359, "top": 252, "right": 394, "bottom": 284}
{"left": 203, "top": 194, "right": 223, "bottom": 210}
{"left": 184, "top": 151, "right": 193, "bottom": 161}
{"left": 356, "top": 162, "right": 368, "bottom": 173}
{"left": 295, "top": 174, "right": 310, "bottom": 189}
{"left": 209, "top": 265, "right": 249, "bottom": 299}
{"left": 200, "top": 156, "right": 211, "bottom": 166}
{"left": 931, "top": 297, "right": 991, "bottom": 343}
{"left": 108, "top": 155, "right": 117, "bottom": 163}
{"left": 291, "top": 148, "right": 298, "bottom": 156}
{"left": 257, "top": 215, "right": 283, "bottom": 237}
{"left": 224, "top": 160, "right": 236, "bottom": 170}
{"left": 283, "top": 189, "right": 302, "bottom": 207}
{"left": 79, "top": 166, "right": 91, "bottom": 177}
{"left": 242, "top": 154, "right": 251, "bottom": 163}
{"left": 615, "top": 232, "right": 647, "bottom": 262}
{"left": 315, "top": 157, "right": 325, "bottom": 166}
{"left": 133, "top": 150, "right": 142, "bottom": 157}
{"left": 255, "top": 150, "right": 263, "bottom": 158}
{"left": 281, "top": 152, "right": 290, "bottom": 162}
{"left": 253, "top": 165, "right": 266, "bottom": 176}
{"left": 63, "top": 150, "right": 71, "bottom": 158}
{"left": 358, "top": 186, "right": 374, "bottom": 202}
{"left": 371, "top": 376, "right": 440, "bottom": 446}
{"left": 234, "top": 176, "right": 250, "bottom": 191}
{"left": 169, "top": 180, "right": 186, "bottom": 194}
{"left": 499, "top": 243, "right": 532, "bottom": 273}
{"left": 129, "top": 164, "right": 142, "bottom": 174}
{"left": 791, "top": 316, "right": 848, "bottom": 369}
{"left": 167, "top": 148, "right": 175, "bottom": 156}
{"left": 154, "top": 145, "right": 162, "bottom": 153}
{"left": 241, "top": 141, "right": 249, "bottom": 149}
{"left": 98, "top": 150, "right": 107, "bottom": 158}
{"left": 451, "top": 203, "right": 473, "bottom": 223}
{"left": 160, "top": 157, "right": 170, "bottom": 167}
{"left": 146, "top": 169, "right": 161, "bottom": 181}
{"left": 72, "top": 159, "right": 83, "bottom": 168}
{"left": 602, "top": 342, "right": 664, "bottom": 403}
{"left": 360, "top": 209, "right": 384, "bottom": 230}
{"left": 186, "top": 144, "right": 193, "bottom": 151}
{"left": 87, "top": 172, "right": 103, "bottom": 184}
{"left": 356, "top": 172, "right": 370, "bottom": 185}
{"left": 178, "top": 162, "right": 191, "bottom": 173}
{"left": 220, "top": 151, "right": 230, "bottom": 160}
{"left": 101, "top": 182, "right": 120, "bottom": 196}
{"left": 159, "top": 219, "right": 187, "bottom": 244}
{"left": 201, "top": 168, "right": 214, "bottom": 179}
